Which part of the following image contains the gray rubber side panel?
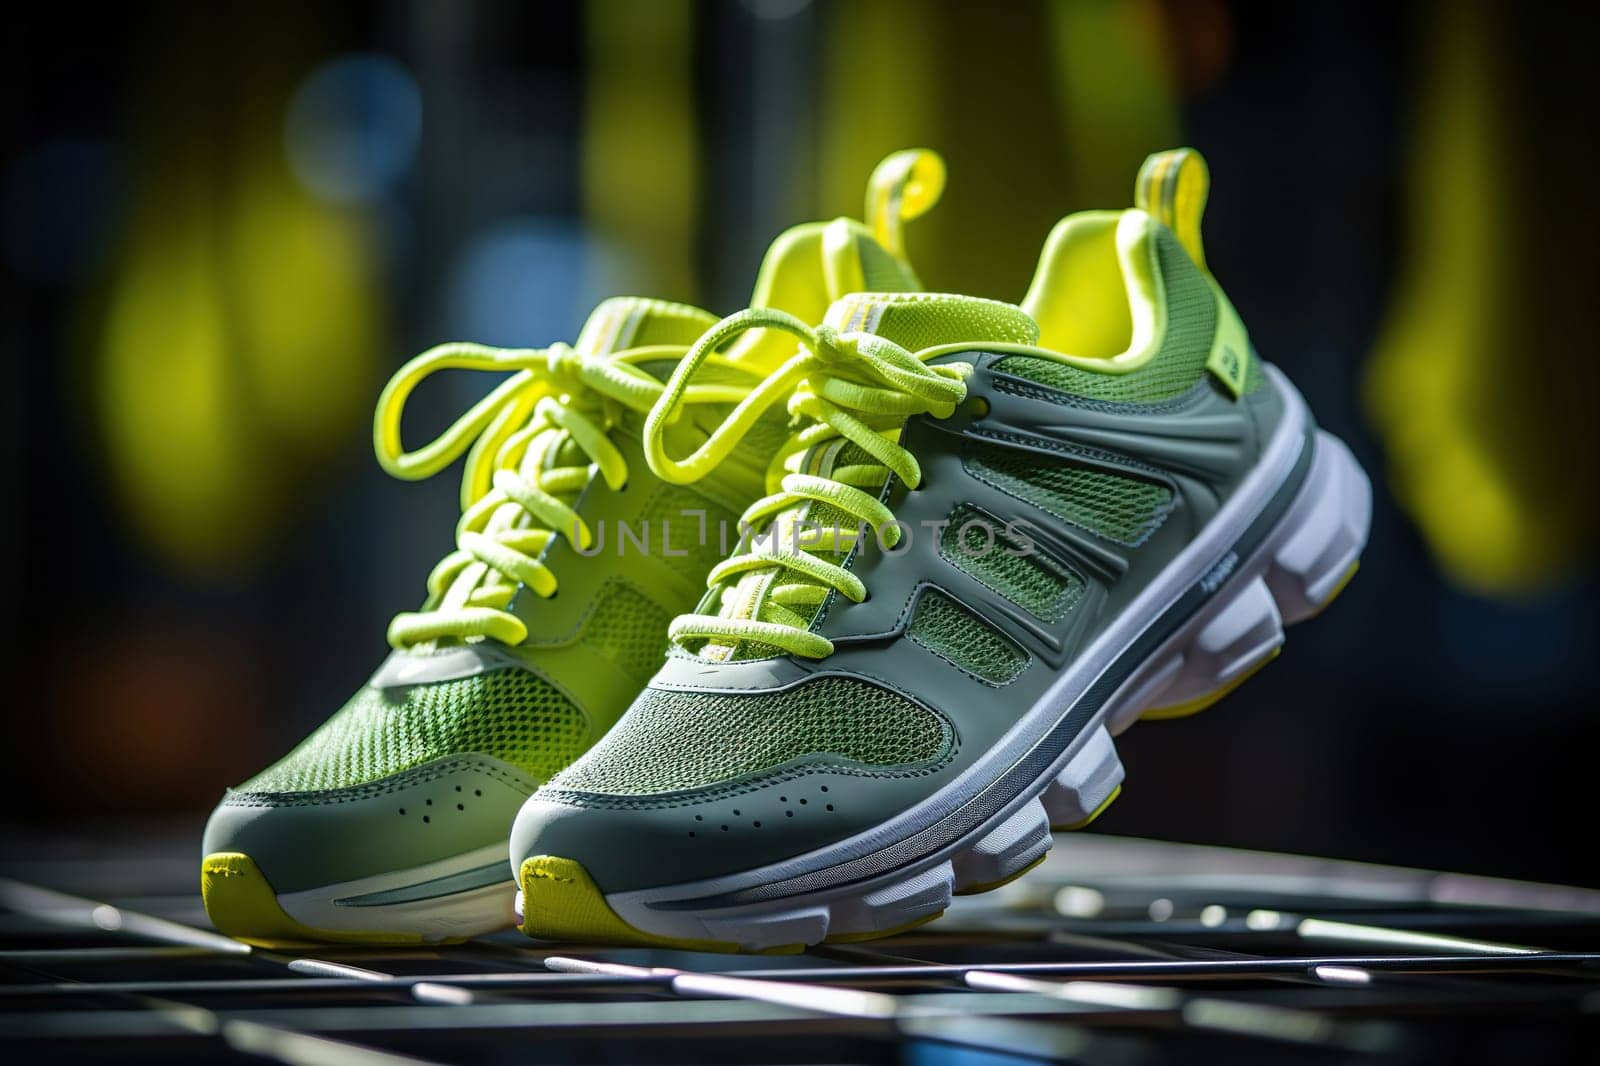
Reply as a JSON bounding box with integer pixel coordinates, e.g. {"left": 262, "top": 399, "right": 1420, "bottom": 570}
{"left": 367, "top": 644, "right": 527, "bottom": 689}
{"left": 203, "top": 755, "right": 535, "bottom": 894}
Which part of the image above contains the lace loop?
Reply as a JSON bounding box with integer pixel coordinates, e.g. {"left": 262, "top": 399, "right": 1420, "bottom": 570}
{"left": 644, "top": 309, "right": 816, "bottom": 485}
{"left": 375, "top": 336, "right": 754, "bottom": 651}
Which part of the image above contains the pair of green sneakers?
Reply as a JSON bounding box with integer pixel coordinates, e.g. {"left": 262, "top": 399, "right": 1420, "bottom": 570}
{"left": 202, "top": 148, "right": 1370, "bottom": 952}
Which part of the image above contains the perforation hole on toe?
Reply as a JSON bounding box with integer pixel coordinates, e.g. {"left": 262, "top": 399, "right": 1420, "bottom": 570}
{"left": 682, "top": 782, "right": 844, "bottom": 840}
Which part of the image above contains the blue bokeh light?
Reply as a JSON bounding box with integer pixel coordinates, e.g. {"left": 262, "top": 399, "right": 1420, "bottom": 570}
{"left": 445, "top": 217, "right": 628, "bottom": 350}
{"left": 285, "top": 54, "right": 422, "bottom": 204}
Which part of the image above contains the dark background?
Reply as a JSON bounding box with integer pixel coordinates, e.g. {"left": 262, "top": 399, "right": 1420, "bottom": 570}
{"left": 4, "top": 0, "right": 1596, "bottom": 887}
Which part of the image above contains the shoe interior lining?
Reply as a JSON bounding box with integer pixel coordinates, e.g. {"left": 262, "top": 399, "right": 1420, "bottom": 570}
{"left": 1021, "top": 209, "right": 1163, "bottom": 366}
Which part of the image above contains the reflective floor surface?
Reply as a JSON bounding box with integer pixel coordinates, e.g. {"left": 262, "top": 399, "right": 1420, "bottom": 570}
{"left": 3, "top": 824, "right": 1597, "bottom": 1064}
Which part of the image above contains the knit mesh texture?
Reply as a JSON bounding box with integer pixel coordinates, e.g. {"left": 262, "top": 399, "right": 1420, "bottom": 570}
{"left": 582, "top": 583, "right": 672, "bottom": 681}
{"left": 967, "top": 444, "right": 1172, "bottom": 546}
{"left": 825, "top": 292, "right": 1040, "bottom": 351}
{"left": 994, "top": 230, "right": 1221, "bottom": 402}
{"left": 550, "top": 677, "right": 950, "bottom": 795}
{"left": 237, "top": 668, "right": 588, "bottom": 794}
{"left": 941, "top": 505, "right": 1085, "bottom": 621}
{"left": 1242, "top": 348, "right": 1265, "bottom": 393}
{"left": 908, "top": 589, "right": 1029, "bottom": 684}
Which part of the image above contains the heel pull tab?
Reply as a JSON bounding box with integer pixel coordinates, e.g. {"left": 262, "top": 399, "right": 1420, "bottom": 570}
{"left": 1136, "top": 147, "right": 1210, "bottom": 274}
{"left": 1138, "top": 148, "right": 1251, "bottom": 398}
{"left": 865, "top": 149, "right": 946, "bottom": 260}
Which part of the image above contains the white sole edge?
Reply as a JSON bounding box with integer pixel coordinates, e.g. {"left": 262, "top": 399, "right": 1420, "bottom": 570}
{"left": 277, "top": 843, "right": 517, "bottom": 940}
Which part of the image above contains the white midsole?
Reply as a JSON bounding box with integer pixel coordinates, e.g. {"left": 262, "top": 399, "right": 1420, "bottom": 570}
{"left": 277, "top": 842, "right": 516, "bottom": 939}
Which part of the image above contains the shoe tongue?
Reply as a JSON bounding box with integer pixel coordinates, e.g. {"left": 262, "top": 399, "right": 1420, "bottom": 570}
{"left": 724, "top": 219, "right": 923, "bottom": 373}
{"left": 574, "top": 297, "right": 719, "bottom": 357}
{"left": 750, "top": 218, "right": 920, "bottom": 312}
{"left": 821, "top": 292, "right": 1040, "bottom": 350}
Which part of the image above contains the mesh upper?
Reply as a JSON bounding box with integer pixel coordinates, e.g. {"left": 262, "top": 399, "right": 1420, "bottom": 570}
{"left": 1242, "top": 348, "right": 1265, "bottom": 393}
{"left": 237, "top": 668, "right": 588, "bottom": 794}
{"left": 907, "top": 589, "right": 1029, "bottom": 684}
{"left": 966, "top": 444, "right": 1173, "bottom": 546}
{"left": 582, "top": 583, "right": 672, "bottom": 680}
{"left": 995, "top": 230, "right": 1221, "bottom": 403}
{"left": 550, "top": 677, "right": 950, "bottom": 795}
{"left": 941, "top": 505, "right": 1085, "bottom": 621}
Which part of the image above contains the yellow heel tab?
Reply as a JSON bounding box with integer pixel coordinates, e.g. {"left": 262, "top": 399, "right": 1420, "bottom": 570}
{"left": 1135, "top": 147, "right": 1210, "bottom": 273}
{"left": 865, "top": 148, "right": 946, "bottom": 260}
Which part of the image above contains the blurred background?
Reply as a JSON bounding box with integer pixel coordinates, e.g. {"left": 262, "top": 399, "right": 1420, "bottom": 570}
{"left": 3, "top": 0, "right": 1596, "bottom": 887}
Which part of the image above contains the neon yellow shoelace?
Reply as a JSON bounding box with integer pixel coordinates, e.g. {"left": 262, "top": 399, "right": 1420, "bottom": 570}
{"left": 374, "top": 339, "right": 755, "bottom": 649}
{"left": 644, "top": 307, "right": 970, "bottom": 659}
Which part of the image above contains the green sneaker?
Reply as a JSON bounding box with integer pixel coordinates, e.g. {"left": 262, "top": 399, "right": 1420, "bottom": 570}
{"left": 200, "top": 150, "right": 946, "bottom": 946}
{"left": 510, "top": 149, "right": 1372, "bottom": 951}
